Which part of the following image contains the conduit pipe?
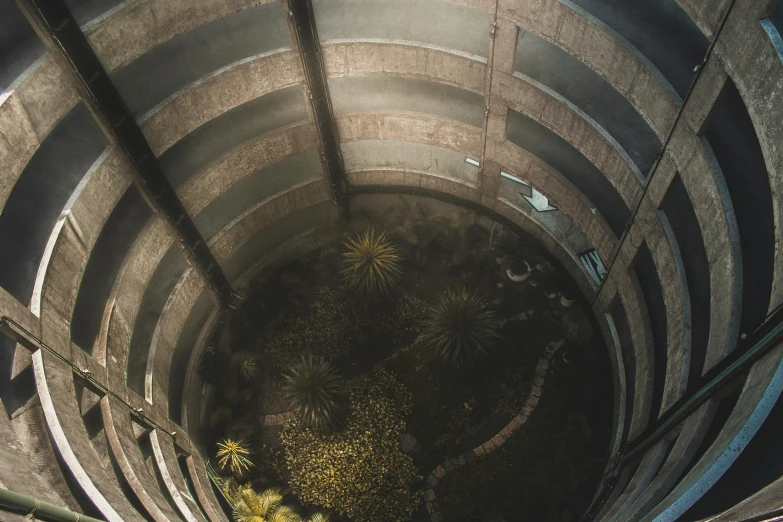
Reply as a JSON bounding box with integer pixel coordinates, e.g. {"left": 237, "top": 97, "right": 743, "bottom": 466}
{"left": 0, "top": 487, "right": 105, "bottom": 522}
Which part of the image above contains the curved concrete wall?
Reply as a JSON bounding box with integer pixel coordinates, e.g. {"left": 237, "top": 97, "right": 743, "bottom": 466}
{"left": 1, "top": 0, "right": 782, "bottom": 520}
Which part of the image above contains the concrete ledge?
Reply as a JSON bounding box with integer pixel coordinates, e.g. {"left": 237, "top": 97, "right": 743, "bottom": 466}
{"left": 84, "top": 0, "right": 278, "bottom": 72}
{"left": 101, "top": 217, "right": 176, "bottom": 388}
{"left": 615, "top": 402, "right": 716, "bottom": 522}
{"left": 150, "top": 430, "right": 209, "bottom": 522}
{"left": 496, "top": 70, "right": 643, "bottom": 208}
{"left": 187, "top": 453, "right": 231, "bottom": 522}
{"left": 178, "top": 122, "right": 318, "bottom": 217}
{"left": 499, "top": 0, "right": 681, "bottom": 140}
{"left": 323, "top": 41, "right": 486, "bottom": 93}
{"left": 101, "top": 395, "right": 183, "bottom": 522}
{"left": 0, "top": 56, "right": 79, "bottom": 214}
{"left": 147, "top": 268, "right": 208, "bottom": 406}
{"left": 674, "top": 0, "right": 731, "bottom": 38}
{"left": 36, "top": 149, "right": 132, "bottom": 355}
{"left": 615, "top": 273, "right": 655, "bottom": 440}
{"left": 32, "top": 350, "right": 147, "bottom": 522}
{"left": 140, "top": 50, "right": 303, "bottom": 156}
{"left": 644, "top": 344, "right": 783, "bottom": 520}
{"left": 716, "top": 1, "right": 783, "bottom": 313}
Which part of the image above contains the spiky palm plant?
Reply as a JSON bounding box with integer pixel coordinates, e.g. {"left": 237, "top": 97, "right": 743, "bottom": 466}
{"left": 216, "top": 438, "right": 254, "bottom": 477}
{"left": 282, "top": 354, "right": 345, "bottom": 433}
{"left": 236, "top": 353, "right": 259, "bottom": 381}
{"left": 422, "top": 289, "right": 502, "bottom": 368}
{"left": 340, "top": 229, "right": 402, "bottom": 298}
{"left": 232, "top": 487, "right": 299, "bottom": 522}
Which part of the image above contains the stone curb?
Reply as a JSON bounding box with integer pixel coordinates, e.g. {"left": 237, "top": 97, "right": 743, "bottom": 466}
{"left": 424, "top": 339, "right": 564, "bottom": 521}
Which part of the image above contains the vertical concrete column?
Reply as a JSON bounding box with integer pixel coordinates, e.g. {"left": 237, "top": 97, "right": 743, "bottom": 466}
{"left": 478, "top": 11, "right": 516, "bottom": 203}
{"left": 285, "top": 0, "right": 350, "bottom": 213}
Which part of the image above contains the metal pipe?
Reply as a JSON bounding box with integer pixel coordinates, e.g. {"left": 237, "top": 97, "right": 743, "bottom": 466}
{"left": 0, "top": 487, "right": 105, "bottom": 522}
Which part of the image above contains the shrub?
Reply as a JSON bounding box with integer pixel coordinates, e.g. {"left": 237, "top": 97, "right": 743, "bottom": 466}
{"left": 220, "top": 480, "right": 329, "bottom": 522}
{"left": 282, "top": 354, "right": 346, "bottom": 433}
{"left": 233, "top": 352, "right": 259, "bottom": 381}
{"left": 422, "top": 289, "right": 502, "bottom": 368}
{"left": 341, "top": 229, "right": 402, "bottom": 298}
{"left": 216, "top": 438, "right": 254, "bottom": 477}
{"left": 281, "top": 371, "right": 420, "bottom": 522}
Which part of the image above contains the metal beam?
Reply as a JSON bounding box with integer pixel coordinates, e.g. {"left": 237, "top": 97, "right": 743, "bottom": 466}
{"left": 17, "top": 0, "right": 233, "bottom": 307}
{"left": 288, "top": 0, "right": 350, "bottom": 214}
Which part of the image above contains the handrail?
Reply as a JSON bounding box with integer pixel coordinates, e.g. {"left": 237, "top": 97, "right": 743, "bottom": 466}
{"left": 0, "top": 487, "right": 105, "bottom": 522}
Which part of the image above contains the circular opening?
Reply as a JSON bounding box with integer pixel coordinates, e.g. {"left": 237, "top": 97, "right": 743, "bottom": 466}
{"left": 199, "top": 197, "right": 613, "bottom": 521}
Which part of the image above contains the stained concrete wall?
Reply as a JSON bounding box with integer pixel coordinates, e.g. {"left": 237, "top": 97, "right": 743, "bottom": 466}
{"left": 1, "top": 0, "right": 782, "bottom": 520}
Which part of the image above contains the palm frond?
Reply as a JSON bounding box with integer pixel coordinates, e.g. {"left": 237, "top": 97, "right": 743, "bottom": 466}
{"left": 271, "top": 505, "right": 302, "bottom": 522}
{"left": 306, "top": 513, "right": 330, "bottom": 522}
{"left": 216, "top": 438, "right": 254, "bottom": 477}
{"left": 282, "top": 354, "right": 346, "bottom": 433}
{"left": 421, "top": 289, "right": 502, "bottom": 368}
{"left": 239, "top": 356, "right": 259, "bottom": 380}
{"left": 340, "top": 229, "right": 402, "bottom": 298}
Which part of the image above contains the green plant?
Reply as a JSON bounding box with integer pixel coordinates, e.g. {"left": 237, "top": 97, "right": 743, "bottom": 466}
{"left": 282, "top": 354, "right": 346, "bottom": 433}
{"left": 340, "top": 229, "right": 402, "bottom": 298}
{"left": 233, "top": 352, "right": 259, "bottom": 381}
{"left": 216, "top": 438, "right": 254, "bottom": 477}
{"left": 281, "top": 371, "right": 419, "bottom": 522}
{"left": 422, "top": 289, "right": 502, "bottom": 368}
{"left": 221, "top": 481, "right": 329, "bottom": 522}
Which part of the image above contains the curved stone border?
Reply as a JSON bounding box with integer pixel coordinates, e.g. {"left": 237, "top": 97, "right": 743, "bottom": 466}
{"left": 423, "top": 339, "right": 564, "bottom": 521}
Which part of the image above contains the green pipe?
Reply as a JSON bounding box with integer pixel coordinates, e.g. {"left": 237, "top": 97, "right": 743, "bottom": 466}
{"left": 0, "top": 487, "right": 105, "bottom": 522}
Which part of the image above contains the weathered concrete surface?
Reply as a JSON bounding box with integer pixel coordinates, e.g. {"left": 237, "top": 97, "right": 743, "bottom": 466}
{"left": 85, "top": 0, "right": 278, "bottom": 72}
{"left": 32, "top": 350, "right": 147, "bottom": 522}
{"left": 177, "top": 123, "right": 318, "bottom": 216}
{"left": 0, "top": 398, "right": 67, "bottom": 507}
{"left": 101, "top": 395, "right": 183, "bottom": 522}
{"left": 674, "top": 0, "right": 732, "bottom": 37}
{"left": 140, "top": 50, "right": 302, "bottom": 156}
{"left": 322, "top": 41, "right": 486, "bottom": 93}
{"left": 147, "top": 268, "right": 208, "bottom": 407}
{"left": 314, "top": 0, "right": 491, "bottom": 58}
{"left": 37, "top": 149, "right": 132, "bottom": 357}
{"left": 0, "top": 57, "right": 79, "bottom": 213}
{"left": 186, "top": 453, "right": 230, "bottom": 522}
{"left": 643, "top": 344, "right": 783, "bottom": 521}
{"left": 150, "top": 430, "right": 209, "bottom": 522}
{"left": 112, "top": 3, "right": 292, "bottom": 118}
{"left": 329, "top": 76, "right": 485, "bottom": 128}
{"left": 713, "top": 0, "right": 783, "bottom": 313}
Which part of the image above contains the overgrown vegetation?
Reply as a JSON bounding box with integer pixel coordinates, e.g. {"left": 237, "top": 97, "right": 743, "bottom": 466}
{"left": 202, "top": 202, "right": 609, "bottom": 522}
{"left": 220, "top": 479, "right": 329, "bottom": 522}
{"left": 281, "top": 371, "right": 420, "bottom": 522}
{"left": 264, "top": 286, "right": 426, "bottom": 372}
{"left": 422, "top": 289, "right": 502, "bottom": 368}
{"left": 282, "top": 354, "right": 346, "bottom": 433}
{"left": 217, "top": 438, "right": 254, "bottom": 477}
{"left": 341, "top": 229, "right": 402, "bottom": 298}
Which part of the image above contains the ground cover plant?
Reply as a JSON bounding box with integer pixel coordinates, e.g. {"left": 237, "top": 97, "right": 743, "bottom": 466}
{"left": 203, "top": 205, "right": 611, "bottom": 522}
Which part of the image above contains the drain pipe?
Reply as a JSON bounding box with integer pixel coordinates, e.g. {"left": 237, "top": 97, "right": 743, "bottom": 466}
{"left": 0, "top": 488, "right": 105, "bottom": 522}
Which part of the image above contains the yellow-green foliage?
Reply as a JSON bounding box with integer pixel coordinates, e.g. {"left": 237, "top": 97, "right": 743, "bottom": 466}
{"left": 216, "top": 438, "right": 254, "bottom": 477}
{"left": 220, "top": 480, "right": 329, "bottom": 522}
{"left": 341, "top": 229, "right": 403, "bottom": 298}
{"left": 281, "top": 371, "right": 420, "bottom": 522}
